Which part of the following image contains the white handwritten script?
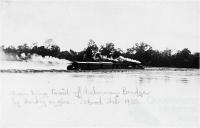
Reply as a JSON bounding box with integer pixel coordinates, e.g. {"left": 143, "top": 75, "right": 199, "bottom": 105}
{"left": 10, "top": 86, "right": 149, "bottom": 108}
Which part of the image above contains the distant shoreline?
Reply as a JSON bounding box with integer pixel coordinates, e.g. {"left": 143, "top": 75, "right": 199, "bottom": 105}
{"left": 1, "top": 40, "right": 199, "bottom": 68}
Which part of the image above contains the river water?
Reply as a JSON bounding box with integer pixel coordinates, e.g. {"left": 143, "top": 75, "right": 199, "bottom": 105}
{"left": 0, "top": 68, "right": 200, "bottom": 128}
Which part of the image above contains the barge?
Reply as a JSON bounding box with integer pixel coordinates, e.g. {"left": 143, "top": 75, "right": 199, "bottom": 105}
{"left": 67, "top": 56, "right": 144, "bottom": 70}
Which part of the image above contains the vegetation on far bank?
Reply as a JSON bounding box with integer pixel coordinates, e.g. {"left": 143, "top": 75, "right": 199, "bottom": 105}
{"left": 1, "top": 39, "right": 199, "bottom": 68}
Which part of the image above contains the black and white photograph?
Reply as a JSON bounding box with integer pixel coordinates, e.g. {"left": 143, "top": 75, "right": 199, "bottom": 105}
{"left": 0, "top": 0, "right": 199, "bottom": 128}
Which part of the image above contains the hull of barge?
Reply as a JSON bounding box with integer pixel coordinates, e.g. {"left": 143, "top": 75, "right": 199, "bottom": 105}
{"left": 67, "top": 61, "right": 144, "bottom": 70}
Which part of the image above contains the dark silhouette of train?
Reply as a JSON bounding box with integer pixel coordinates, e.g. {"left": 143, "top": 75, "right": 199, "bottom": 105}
{"left": 67, "top": 56, "right": 144, "bottom": 70}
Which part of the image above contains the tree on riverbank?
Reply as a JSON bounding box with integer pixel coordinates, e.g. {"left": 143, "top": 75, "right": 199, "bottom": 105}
{"left": 1, "top": 39, "right": 199, "bottom": 68}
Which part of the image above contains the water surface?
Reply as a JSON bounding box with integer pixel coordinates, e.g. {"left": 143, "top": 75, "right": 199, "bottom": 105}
{"left": 0, "top": 68, "right": 199, "bottom": 128}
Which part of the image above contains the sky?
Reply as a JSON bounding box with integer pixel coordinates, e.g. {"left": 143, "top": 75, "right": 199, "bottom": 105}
{"left": 0, "top": 0, "right": 199, "bottom": 52}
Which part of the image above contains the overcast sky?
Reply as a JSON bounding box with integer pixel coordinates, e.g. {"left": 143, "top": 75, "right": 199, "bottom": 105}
{"left": 0, "top": 0, "right": 199, "bottom": 52}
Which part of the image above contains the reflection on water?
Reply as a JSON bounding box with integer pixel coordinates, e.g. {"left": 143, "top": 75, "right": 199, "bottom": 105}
{"left": 0, "top": 68, "right": 199, "bottom": 127}
{"left": 180, "top": 78, "right": 189, "bottom": 83}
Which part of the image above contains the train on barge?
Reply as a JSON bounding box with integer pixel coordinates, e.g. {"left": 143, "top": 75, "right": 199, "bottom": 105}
{"left": 67, "top": 56, "right": 144, "bottom": 70}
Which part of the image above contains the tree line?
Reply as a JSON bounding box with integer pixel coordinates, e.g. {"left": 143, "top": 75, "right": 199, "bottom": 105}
{"left": 1, "top": 39, "right": 199, "bottom": 68}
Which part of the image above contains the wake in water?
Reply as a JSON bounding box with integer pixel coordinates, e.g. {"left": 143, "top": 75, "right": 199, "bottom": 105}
{"left": 0, "top": 50, "right": 71, "bottom": 70}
